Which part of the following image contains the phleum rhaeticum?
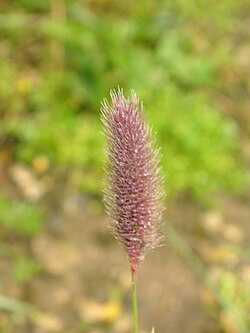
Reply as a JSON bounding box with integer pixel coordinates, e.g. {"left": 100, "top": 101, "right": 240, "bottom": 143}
{"left": 101, "top": 89, "right": 165, "bottom": 333}
{"left": 101, "top": 89, "right": 165, "bottom": 272}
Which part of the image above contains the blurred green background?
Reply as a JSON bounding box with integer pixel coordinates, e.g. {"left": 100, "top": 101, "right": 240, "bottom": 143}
{"left": 0, "top": 1, "right": 250, "bottom": 333}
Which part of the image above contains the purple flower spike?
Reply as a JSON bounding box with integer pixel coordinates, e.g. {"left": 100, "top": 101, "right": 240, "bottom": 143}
{"left": 101, "top": 89, "right": 164, "bottom": 273}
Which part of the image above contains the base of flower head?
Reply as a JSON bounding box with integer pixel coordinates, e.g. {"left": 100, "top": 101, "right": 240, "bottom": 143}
{"left": 130, "top": 262, "right": 137, "bottom": 275}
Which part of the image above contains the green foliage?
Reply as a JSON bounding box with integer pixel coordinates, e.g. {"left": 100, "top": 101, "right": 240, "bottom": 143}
{"left": 0, "top": 0, "right": 249, "bottom": 199}
{"left": 12, "top": 257, "right": 41, "bottom": 283}
{"left": 151, "top": 87, "right": 246, "bottom": 198}
{"left": 0, "top": 194, "right": 42, "bottom": 236}
{"left": 216, "top": 271, "right": 250, "bottom": 333}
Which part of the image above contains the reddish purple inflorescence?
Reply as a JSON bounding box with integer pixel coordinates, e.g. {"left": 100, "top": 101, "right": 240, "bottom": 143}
{"left": 101, "top": 89, "right": 164, "bottom": 273}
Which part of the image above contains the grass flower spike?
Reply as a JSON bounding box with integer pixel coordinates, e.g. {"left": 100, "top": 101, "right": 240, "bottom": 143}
{"left": 101, "top": 89, "right": 164, "bottom": 332}
{"left": 101, "top": 89, "right": 164, "bottom": 271}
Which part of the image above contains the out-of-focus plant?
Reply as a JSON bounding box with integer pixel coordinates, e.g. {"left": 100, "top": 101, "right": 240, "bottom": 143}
{"left": 0, "top": 0, "right": 248, "bottom": 198}
{"left": 12, "top": 257, "right": 41, "bottom": 283}
{"left": 151, "top": 86, "right": 246, "bottom": 199}
{"left": 211, "top": 271, "right": 250, "bottom": 333}
{"left": 220, "top": 272, "right": 250, "bottom": 333}
{"left": 0, "top": 193, "right": 42, "bottom": 236}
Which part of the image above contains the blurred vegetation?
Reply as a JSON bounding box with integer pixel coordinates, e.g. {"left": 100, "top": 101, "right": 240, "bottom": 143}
{"left": 0, "top": 193, "right": 42, "bottom": 236}
{"left": 0, "top": 0, "right": 250, "bottom": 332}
{"left": 0, "top": 0, "right": 249, "bottom": 200}
{"left": 12, "top": 256, "right": 41, "bottom": 283}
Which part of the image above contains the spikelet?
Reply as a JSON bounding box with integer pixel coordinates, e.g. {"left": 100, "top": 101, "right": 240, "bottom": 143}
{"left": 101, "top": 89, "right": 164, "bottom": 273}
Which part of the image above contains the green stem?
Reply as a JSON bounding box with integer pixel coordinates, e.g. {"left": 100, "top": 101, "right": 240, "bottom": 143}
{"left": 131, "top": 269, "right": 138, "bottom": 333}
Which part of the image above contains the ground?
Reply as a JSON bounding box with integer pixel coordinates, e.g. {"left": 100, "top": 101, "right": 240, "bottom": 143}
{"left": 1, "top": 186, "right": 249, "bottom": 333}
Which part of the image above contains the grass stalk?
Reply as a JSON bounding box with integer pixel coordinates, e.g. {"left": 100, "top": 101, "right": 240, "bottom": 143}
{"left": 131, "top": 269, "right": 138, "bottom": 333}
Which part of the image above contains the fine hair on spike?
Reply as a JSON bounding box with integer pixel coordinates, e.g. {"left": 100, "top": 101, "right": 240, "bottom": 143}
{"left": 101, "top": 88, "right": 165, "bottom": 273}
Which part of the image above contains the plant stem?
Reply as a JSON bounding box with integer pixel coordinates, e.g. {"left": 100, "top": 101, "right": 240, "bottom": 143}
{"left": 50, "top": 0, "right": 66, "bottom": 70}
{"left": 131, "top": 269, "right": 138, "bottom": 333}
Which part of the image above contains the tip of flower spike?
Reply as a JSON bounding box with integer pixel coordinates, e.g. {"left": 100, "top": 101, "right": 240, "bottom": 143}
{"left": 101, "top": 88, "right": 165, "bottom": 269}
